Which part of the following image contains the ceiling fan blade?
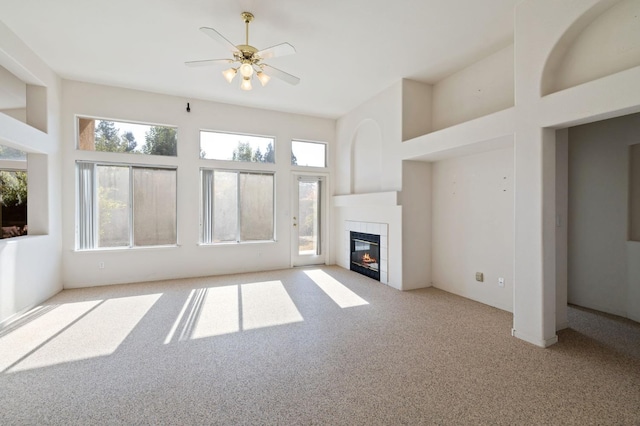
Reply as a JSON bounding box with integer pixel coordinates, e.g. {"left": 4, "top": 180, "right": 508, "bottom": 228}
{"left": 199, "top": 27, "right": 239, "bottom": 54}
{"left": 262, "top": 64, "right": 300, "bottom": 85}
{"left": 185, "top": 59, "right": 235, "bottom": 67}
{"left": 256, "top": 42, "right": 296, "bottom": 60}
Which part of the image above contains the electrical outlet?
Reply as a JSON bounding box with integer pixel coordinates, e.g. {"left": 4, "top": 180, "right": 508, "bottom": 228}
{"left": 475, "top": 272, "right": 484, "bottom": 282}
{"left": 498, "top": 277, "right": 505, "bottom": 287}
{"left": 98, "top": 261, "right": 105, "bottom": 269}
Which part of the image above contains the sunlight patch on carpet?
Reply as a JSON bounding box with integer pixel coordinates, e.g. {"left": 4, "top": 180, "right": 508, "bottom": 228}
{"left": 241, "top": 281, "right": 303, "bottom": 330}
{"left": 192, "top": 285, "right": 240, "bottom": 339}
{"left": 165, "top": 281, "right": 303, "bottom": 343}
{"left": 0, "top": 300, "right": 102, "bottom": 372}
{"left": 8, "top": 293, "right": 161, "bottom": 372}
{"left": 304, "top": 269, "right": 369, "bottom": 308}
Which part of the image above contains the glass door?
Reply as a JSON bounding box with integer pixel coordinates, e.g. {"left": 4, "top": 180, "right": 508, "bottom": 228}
{"left": 292, "top": 174, "right": 325, "bottom": 266}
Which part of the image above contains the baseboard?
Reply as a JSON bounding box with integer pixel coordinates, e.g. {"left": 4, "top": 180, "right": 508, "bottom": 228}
{"left": 627, "top": 312, "right": 640, "bottom": 324}
{"left": 556, "top": 321, "right": 569, "bottom": 331}
{"left": 512, "top": 328, "right": 559, "bottom": 348}
{"left": 431, "top": 284, "right": 513, "bottom": 313}
{"left": 568, "top": 300, "right": 626, "bottom": 318}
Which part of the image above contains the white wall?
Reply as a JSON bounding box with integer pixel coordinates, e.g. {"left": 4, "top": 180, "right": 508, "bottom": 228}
{"left": 0, "top": 108, "right": 26, "bottom": 122}
{"left": 567, "top": 113, "right": 640, "bottom": 320}
{"left": 628, "top": 242, "right": 640, "bottom": 322}
{"left": 555, "top": 129, "right": 569, "bottom": 330}
{"left": 432, "top": 44, "right": 514, "bottom": 131}
{"left": 0, "top": 21, "right": 62, "bottom": 324}
{"left": 400, "top": 161, "right": 432, "bottom": 290}
{"left": 335, "top": 82, "right": 403, "bottom": 195}
{"left": 352, "top": 119, "right": 382, "bottom": 194}
{"left": 630, "top": 142, "right": 640, "bottom": 241}
{"left": 61, "top": 80, "right": 335, "bottom": 288}
{"left": 402, "top": 79, "right": 432, "bottom": 141}
{"left": 431, "top": 146, "right": 514, "bottom": 312}
{"left": 0, "top": 63, "right": 26, "bottom": 110}
{"left": 553, "top": 0, "right": 640, "bottom": 94}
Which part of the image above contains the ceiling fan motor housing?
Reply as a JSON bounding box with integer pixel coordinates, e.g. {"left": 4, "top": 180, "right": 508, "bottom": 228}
{"left": 236, "top": 44, "right": 259, "bottom": 61}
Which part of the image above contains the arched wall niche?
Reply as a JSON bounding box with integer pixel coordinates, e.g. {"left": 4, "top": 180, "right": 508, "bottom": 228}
{"left": 350, "top": 118, "right": 382, "bottom": 194}
{"left": 541, "top": 0, "right": 640, "bottom": 96}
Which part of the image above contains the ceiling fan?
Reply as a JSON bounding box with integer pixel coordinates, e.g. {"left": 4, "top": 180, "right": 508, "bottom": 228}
{"left": 185, "top": 11, "right": 300, "bottom": 91}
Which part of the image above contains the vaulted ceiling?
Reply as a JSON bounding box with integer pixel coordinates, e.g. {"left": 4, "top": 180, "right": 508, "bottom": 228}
{"left": 0, "top": 0, "right": 519, "bottom": 118}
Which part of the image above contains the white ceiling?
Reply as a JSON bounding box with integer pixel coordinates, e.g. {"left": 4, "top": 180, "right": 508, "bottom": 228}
{"left": 0, "top": 0, "right": 519, "bottom": 119}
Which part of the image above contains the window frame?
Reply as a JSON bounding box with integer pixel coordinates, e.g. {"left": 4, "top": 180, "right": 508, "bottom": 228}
{"left": 1, "top": 145, "right": 28, "bottom": 239}
{"left": 0, "top": 164, "right": 28, "bottom": 240}
{"left": 76, "top": 115, "right": 178, "bottom": 158}
{"left": 199, "top": 129, "right": 277, "bottom": 164}
{"left": 291, "top": 139, "right": 328, "bottom": 169}
{"left": 200, "top": 167, "right": 276, "bottom": 245}
{"left": 76, "top": 160, "right": 178, "bottom": 251}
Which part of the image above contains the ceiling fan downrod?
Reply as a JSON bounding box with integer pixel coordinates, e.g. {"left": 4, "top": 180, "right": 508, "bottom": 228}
{"left": 241, "top": 12, "right": 254, "bottom": 46}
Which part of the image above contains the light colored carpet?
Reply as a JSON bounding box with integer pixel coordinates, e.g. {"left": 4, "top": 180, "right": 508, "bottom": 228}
{"left": 1, "top": 266, "right": 639, "bottom": 425}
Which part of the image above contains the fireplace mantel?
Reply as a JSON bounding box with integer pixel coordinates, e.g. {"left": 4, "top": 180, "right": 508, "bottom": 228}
{"left": 333, "top": 191, "right": 400, "bottom": 207}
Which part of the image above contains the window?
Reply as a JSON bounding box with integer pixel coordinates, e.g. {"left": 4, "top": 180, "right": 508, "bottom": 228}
{"left": 77, "top": 162, "right": 177, "bottom": 249}
{"left": 291, "top": 140, "right": 327, "bottom": 167}
{"left": 77, "top": 117, "right": 177, "bottom": 157}
{"left": 200, "top": 131, "right": 275, "bottom": 163}
{"left": 201, "top": 169, "right": 274, "bottom": 243}
{"left": 0, "top": 145, "right": 27, "bottom": 239}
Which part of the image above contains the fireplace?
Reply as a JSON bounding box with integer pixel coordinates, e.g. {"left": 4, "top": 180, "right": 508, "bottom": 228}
{"left": 350, "top": 231, "right": 380, "bottom": 281}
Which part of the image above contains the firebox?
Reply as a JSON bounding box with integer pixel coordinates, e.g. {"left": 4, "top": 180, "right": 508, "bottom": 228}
{"left": 350, "top": 231, "right": 380, "bottom": 281}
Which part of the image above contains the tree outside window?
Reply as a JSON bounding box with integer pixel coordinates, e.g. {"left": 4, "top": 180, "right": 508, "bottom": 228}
{"left": 0, "top": 145, "right": 28, "bottom": 239}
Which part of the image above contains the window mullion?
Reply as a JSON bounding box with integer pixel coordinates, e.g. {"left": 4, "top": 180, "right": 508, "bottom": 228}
{"left": 201, "top": 169, "right": 213, "bottom": 244}
{"left": 316, "top": 180, "right": 322, "bottom": 255}
{"left": 236, "top": 171, "right": 241, "bottom": 243}
{"left": 92, "top": 163, "right": 98, "bottom": 248}
{"left": 129, "top": 166, "right": 134, "bottom": 248}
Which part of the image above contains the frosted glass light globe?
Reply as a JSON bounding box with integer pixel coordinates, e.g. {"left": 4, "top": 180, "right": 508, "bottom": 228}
{"left": 240, "top": 63, "right": 254, "bottom": 78}
{"left": 240, "top": 77, "right": 252, "bottom": 91}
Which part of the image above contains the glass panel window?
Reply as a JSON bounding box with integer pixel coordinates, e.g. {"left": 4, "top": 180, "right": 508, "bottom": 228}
{"left": 298, "top": 179, "right": 321, "bottom": 255}
{"left": 291, "top": 140, "right": 327, "bottom": 167}
{"left": 77, "top": 162, "right": 177, "bottom": 250}
{"left": 0, "top": 145, "right": 27, "bottom": 161}
{"left": 201, "top": 169, "right": 274, "bottom": 243}
{"left": 77, "top": 117, "right": 177, "bottom": 157}
{"left": 239, "top": 173, "right": 274, "bottom": 241}
{"left": 213, "top": 170, "right": 238, "bottom": 242}
{"left": 0, "top": 170, "right": 28, "bottom": 239}
{"left": 200, "top": 131, "right": 275, "bottom": 163}
{"left": 133, "top": 168, "right": 177, "bottom": 246}
{"left": 0, "top": 144, "right": 28, "bottom": 239}
{"left": 97, "top": 165, "right": 130, "bottom": 247}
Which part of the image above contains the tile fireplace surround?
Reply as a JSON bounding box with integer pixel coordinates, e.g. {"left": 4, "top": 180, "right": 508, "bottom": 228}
{"left": 344, "top": 221, "right": 389, "bottom": 284}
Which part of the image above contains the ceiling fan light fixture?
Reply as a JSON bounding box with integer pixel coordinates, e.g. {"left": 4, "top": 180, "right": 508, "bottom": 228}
{"left": 240, "top": 77, "right": 252, "bottom": 91}
{"left": 187, "top": 11, "right": 300, "bottom": 90}
{"left": 239, "top": 62, "right": 254, "bottom": 78}
{"left": 222, "top": 67, "right": 237, "bottom": 83}
{"left": 256, "top": 71, "right": 270, "bottom": 87}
